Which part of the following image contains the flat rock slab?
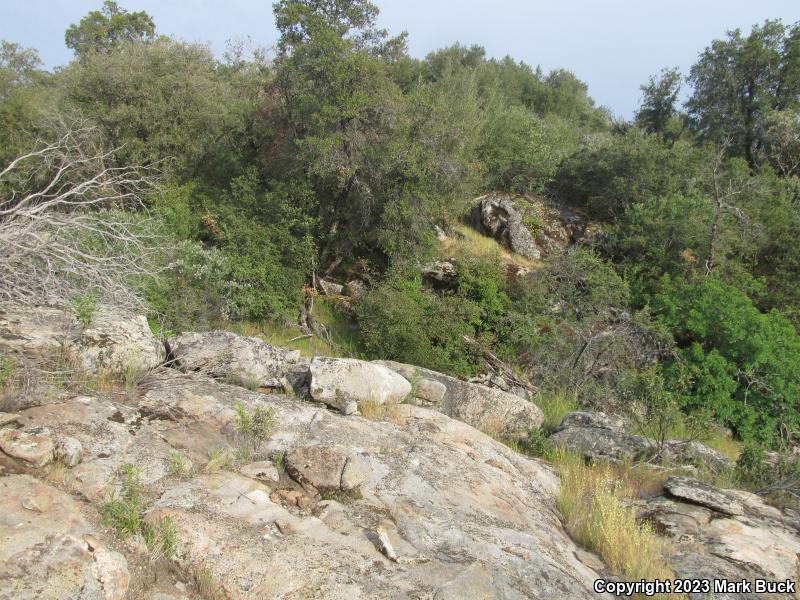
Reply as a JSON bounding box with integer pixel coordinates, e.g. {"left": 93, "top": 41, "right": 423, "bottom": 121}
{"left": 664, "top": 476, "right": 744, "bottom": 516}
{"left": 137, "top": 375, "right": 605, "bottom": 599}
{"left": 0, "top": 474, "right": 129, "bottom": 600}
{"left": 706, "top": 517, "right": 800, "bottom": 582}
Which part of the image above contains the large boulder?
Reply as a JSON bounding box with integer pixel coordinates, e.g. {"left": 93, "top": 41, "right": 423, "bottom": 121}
{"left": 469, "top": 192, "right": 589, "bottom": 261}
{"left": 0, "top": 474, "right": 130, "bottom": 599}
{"left": 309, "top": 357, "right": 412, "bottom": 414}
{"left": 168, "top": 330, "right": 302, "bottom": 388}
{"left": 557, "top": 410, "right": 626, "bottom": 431}
{"left": 550, "top": 421, "right": 652, "bottom": 462}
{"left": 551, "top": 411, "right": 734, "bottom": 472}
{"left": 421, "top": 260, "right": 458, "bottom": 290}
{"left": 375, "top": 360, "right": 543, "bottom": 438}
{"left": 0, "top": 302, "right": 164, "bottom": 375}
{"left": 77, "top": 307, "right": 164, "bottom": 373}
{"left": 470, "top": 193, "right": 541, "bottom": 259}
{"left": 285, "top": 444, "right": 371, "bottom": 492}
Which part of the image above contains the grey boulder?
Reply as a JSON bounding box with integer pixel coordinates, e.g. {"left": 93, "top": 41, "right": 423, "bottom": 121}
{"left": 309, "top": 357, "right": 412, "bottom": 414}
{"left": 375, "top": 360, "right": 543, "bottom": 438}
{"left": 168, "top": 330, "right": 302, "bottom": 388}
{"left": 0, "top": 302, "right": 164, "bottom": 375}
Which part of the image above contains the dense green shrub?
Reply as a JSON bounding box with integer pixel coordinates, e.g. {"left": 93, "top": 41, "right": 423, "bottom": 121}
{"left": 478, "top": 109, "right": 581, "bottom": 194}
{"left": 356, "top": 274, "right": 480, "bottom": 375}
{"left": 551, "top": 130, "right": 706, "bottom": 220}
{"left": 653, "top": 275, "right": 800, "bottom": 446}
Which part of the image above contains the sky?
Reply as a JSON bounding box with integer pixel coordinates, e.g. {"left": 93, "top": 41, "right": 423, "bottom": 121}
{"left": 2, "top": 0, "right": 800, "bottom": 117}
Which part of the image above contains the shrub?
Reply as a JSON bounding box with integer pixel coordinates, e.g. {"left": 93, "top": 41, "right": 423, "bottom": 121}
{"left": 235, "top": 402, "right": 278, "bottom": 453}
{"left": 736, "top": 442, "right": 800, "bottom": 505}
{"left": 653, "top": 275, "right": 800, "bottom": 446}
{"left": 355, "top": 274, "right": 480, "bottom": 376}
{"left": 478, "top": 108, "right": 580, "bottom": 194}
{"left": 551, "top": 130, "right": 705, "bottom": 220}
{"left": 618, "top": 366, "right": 708, "bottom": 460}
{"left": 71, "top": 294, "right": 98, "bottom": 328}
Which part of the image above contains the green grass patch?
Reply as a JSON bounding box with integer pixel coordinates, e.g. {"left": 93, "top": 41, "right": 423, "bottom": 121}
{"left": 535, "top": 389, "right": 578, "bottom": 432}
{"left": 102, "top": 463, "right": 179, "bottom": 560}
{"left": 225, "top": 298, "right": 361, "bottom": 359}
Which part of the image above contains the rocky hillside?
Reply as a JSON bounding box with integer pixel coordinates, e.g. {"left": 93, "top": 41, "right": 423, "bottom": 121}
{"left": 1, "top": 304, "right": 799, "bottom": 599}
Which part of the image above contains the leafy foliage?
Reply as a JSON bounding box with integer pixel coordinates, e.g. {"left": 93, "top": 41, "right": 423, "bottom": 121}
{"left": 65, "top": 1, "right": 155, "bottom": 59}
{"left": 4, "top": 3, "right": 800, "bottom": 462}
{"left": 551, "top": 130, "right": 706, "bottom": 220}
{"left": 653, "top": 276, "right": 800, "bottom": 446}
{"left": 687, "top": 20, "right": 800, "bottom": 167}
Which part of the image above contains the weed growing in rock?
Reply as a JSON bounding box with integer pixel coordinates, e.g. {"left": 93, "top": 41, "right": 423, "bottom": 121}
{"left": 194, "top": 569, "right": 224, "bottom": 600}
{"left": 143, "top": 515, "right": 178, "bottom": 560}
{"left": 204, "top": 447, "right": 234, "bottom": 473}
{"left": 167, "top": 450, "right": 189, "bottom": 477}
{"left": 358, "top": 398, "right": 382, "bottom": 420}
{"left": 102, "top": 463, "right": 144, "bottom": 536}
{"left": 358, "top": 396, "right": 405, "bottom": 425}
{"left": 71, "top": 294, "right": 98, "bottom": 328}
{"left": 272, "top": 451, "right": 286, "bottom": 471}
{"left": 0, "top": 354, "right": 15, "bottom": 388}
{"left": 103, "top": 463, "right": 179, "bottom": 560}
{"left": 320, "top": 487, "right": 363, "bottom": 503}
{"left": 407, "top": 368, "right": 422, "bottom": 399}
{"left": 235, "top": 401, "right": 277, "bottom": 453}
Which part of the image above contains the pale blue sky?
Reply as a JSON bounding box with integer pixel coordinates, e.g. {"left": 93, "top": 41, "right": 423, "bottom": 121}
{"left": 2, "top": 0, "right": 799, "bottom": 117}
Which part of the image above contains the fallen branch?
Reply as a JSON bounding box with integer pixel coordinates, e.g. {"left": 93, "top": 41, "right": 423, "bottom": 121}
{"left": 461, "top": 335, "right": 537, "bottom": 394}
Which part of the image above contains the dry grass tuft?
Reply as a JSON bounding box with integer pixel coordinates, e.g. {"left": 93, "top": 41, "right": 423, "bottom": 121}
{"left": 357, "top": 399, "right": 406, "bottom": 426}
{"left": 194, "top": 568, "right": 226, "bottom": 600}
{"left": 204, "top": 447, "right": 234, "bottom": 473}
{"left": 553, "top": 450, "right": 680, "bottom": 599}
{"left": 358, "top": 398, "right": 383, "bottom": 420}
{"left": 703, "top": 430, "right": 742, "bottom": 462}
{"left": 442, "top": 224, "right": 541, "bottom": 270}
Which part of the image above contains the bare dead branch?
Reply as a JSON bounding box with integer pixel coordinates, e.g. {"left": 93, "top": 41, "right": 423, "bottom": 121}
{"left": 0, "top": 126, "right": 164, "bottom": 310}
